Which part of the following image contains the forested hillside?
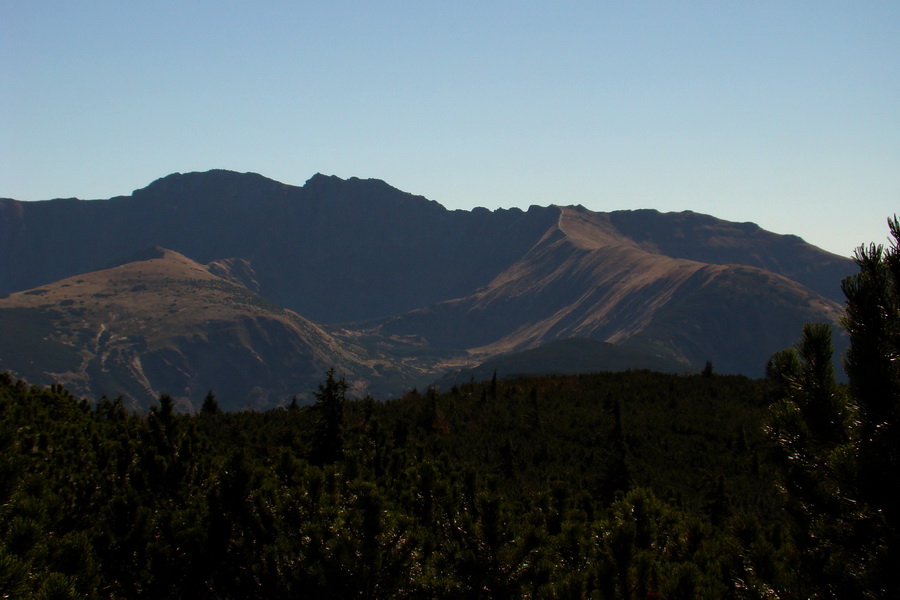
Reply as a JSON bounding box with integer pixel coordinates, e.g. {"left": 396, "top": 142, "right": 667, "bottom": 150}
{"left": 0, "top": 369, "right": 806, "bottom": 599}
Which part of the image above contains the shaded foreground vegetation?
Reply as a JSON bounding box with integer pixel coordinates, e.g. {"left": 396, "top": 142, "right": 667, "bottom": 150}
{"left": 0, "top": 368, "right": 804, "bottom": 599}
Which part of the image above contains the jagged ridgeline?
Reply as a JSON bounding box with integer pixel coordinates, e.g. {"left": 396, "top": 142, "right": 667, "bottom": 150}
{"left": 0, "top": 170, "right": 852, "bottom": 410}
{"left": 1, "top": 369, "right": 795, "bottom": 598}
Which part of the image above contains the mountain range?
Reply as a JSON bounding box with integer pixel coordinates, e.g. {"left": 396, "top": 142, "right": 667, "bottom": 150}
{"left": 0, "top": 170, "right": 854, "bottom": 410}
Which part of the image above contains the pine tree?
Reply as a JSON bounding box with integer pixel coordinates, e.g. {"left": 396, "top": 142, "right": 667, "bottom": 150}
{"left": 767, "top": 217, "right": 900, "bottom": 598}
{"left": 839, "top": 216, "right": 900, "bottom": 595}
{"left": 201, "top": 390, "right": 221, "bottom": 416}
{"left": 602, "top": 400, "right": 631, "bottom": 503}
{"left": 310, "top": 368, "right": 347, "bottom": 465}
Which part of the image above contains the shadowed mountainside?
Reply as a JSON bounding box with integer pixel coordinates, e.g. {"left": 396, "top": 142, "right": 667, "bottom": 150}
{"left": 0, "top": 171, "right": 560, "bottom": 323}
{"left": 0, "top": 170, "right": 856, "bottom": 406}
{"left": 435, "top": 337, "right": 690, "bottom": 388}
{"left": 0, "top": 170, "right": 850, "bottom": 313}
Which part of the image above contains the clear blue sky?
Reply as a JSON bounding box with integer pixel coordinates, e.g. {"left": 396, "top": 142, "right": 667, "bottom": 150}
{"left": 3, "top": 1, "right": 898, "bottom": 257}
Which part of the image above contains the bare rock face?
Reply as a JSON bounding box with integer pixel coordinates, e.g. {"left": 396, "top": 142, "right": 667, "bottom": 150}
{"left": 206, "top": 257, "right": 261, "bottom": 293}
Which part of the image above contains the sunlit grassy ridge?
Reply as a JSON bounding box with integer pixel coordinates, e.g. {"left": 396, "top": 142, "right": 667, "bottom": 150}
{"left": 0, "top": 248, "right": 407, "bottom": 410}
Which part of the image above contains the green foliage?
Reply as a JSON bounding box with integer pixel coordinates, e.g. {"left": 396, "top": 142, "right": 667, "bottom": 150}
{"left": 309, "top": 368, "right": 347, "bottom": 466}
{"left": 766, "top": 217, "right": 900, "bottom": 599}
{"left": 842, "top": 218, "right": 900, "bottom": 542}
{"left": 200, "top": 390, "right": 221, "bottom": 416}
{"left": 0, "top": 367, "right": 798, "bottom": 598}
{"left": 766, "top": 323, "right": 860, "bottom": 596}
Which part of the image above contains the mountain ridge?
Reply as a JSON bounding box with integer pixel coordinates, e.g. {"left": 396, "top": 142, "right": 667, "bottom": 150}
{"left": 1, "top": 170, "right": 563, "bottom": 322}
{"left": 0, "top": 247, "right": 412, "bottom": 410}
{"left": 0, "top": 170, "right": 855, "bottom": 407}
{"left": 368, "top": 205, "right": 845, "bottom": 374}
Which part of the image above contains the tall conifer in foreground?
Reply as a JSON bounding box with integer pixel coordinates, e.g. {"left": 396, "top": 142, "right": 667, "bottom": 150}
{"left": 310, "top": 368, "right": 347, "bottom": 465}
{"left": 767, "top": 217, "right": 900, "bottom": 599}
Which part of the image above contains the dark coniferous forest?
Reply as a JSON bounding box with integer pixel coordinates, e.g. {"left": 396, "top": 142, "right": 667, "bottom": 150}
{"left": 1, "top": 219, "right": 899, "bottom": 599}
{"left": 0, "top": 369, "right": 789, "bottom": 599}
